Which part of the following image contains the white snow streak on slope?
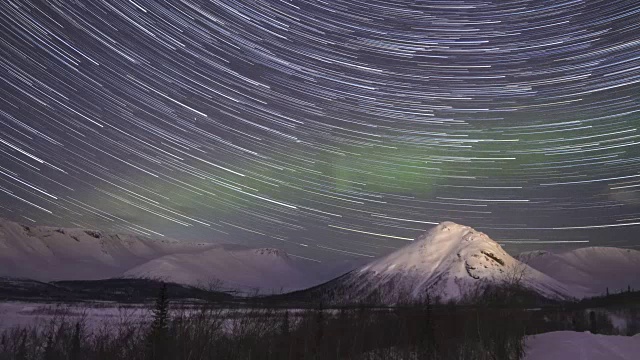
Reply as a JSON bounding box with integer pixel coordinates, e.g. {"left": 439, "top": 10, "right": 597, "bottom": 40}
{"left": 525, "top": 331, "right": 640, "bottom": 360}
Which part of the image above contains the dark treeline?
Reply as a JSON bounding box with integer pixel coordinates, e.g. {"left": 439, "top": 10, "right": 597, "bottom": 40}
{"left": 0, "top": 278, "right": 234, "bottom": 304}
{"left": 573, "top": 287, "right": 640, "bottom": 308}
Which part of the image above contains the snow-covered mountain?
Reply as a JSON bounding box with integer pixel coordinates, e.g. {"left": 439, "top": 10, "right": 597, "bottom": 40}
{"left": 4, "top": 217, "right": 638, "bottom": 301}
{"left": 125, "top": 245, "right": 327, "bottom": 293}
{"left": 519, "top": 247, "right": 640, "bottom": 298}
{"left": 0, "top": 218, "right": 347, "bottom": 293}
{"left": 0, "top": 218, "right": 214, "bottom": 281}
{"left": 315, "top": 222, "right": 573, "bottom": 304}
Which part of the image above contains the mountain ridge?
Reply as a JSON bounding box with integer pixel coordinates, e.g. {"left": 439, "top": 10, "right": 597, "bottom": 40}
{"left": 3, "top": 217, "right": 639, "bottom": 302}
{"left": 0, "top": 218, "right": 340, "bottom": 293}
{"left": 520, "top": 246, "right": 640, "bottom": 298}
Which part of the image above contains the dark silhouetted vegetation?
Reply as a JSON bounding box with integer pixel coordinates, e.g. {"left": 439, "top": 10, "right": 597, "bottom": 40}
{"left": 0, "top": 304, "right": 531, "bottom": 360}
{"left": 0, "top": 277, "right": 233, "bottom": 303}
{"left": 0, "top": 277, "right": 638, "bottom": 359}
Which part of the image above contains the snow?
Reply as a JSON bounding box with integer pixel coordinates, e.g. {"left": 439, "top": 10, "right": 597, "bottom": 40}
{"left": 125, "top": 245, "right": 320, "bottom": 293}
{"left": 0, "top": 218, "right": 356, "bottom": 293}
{"left": 0, "top": 301, "right": 152, "bottom": 331}
{"left": 2, "top": 301, "right": 638, "bottom": 359}
{"left": 0, "top": 301, "right": 308, "bottom": 334}
{"left": 521, "top": 247, "right": 640, "bottom": 298}
{"left": 525, "top": 331, "right": 640, "bottom": 360}
{"left": 335, "top": 222, "right": 572, "bottom": 303}
{"left": 3, "top": 216, "right": 638, "bottom": 300}
{"left": 0, "top": 218, "right": 213, "bottom": 281}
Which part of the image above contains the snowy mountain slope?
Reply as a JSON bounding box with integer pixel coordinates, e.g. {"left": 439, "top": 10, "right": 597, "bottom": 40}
{"left": 319, "top": 222, "right": 573, "bottom": 304}
{"left": 519, "top": 247, "right": 640, "bottom": 298}
{"left": 0, "top": 218, "right": 357, "bottom": 293}
{"left": 0, "top": 218, "right": 214, "bottom": 281}
{"left": 124, "top": 245, "right": 320, "bottom": 293}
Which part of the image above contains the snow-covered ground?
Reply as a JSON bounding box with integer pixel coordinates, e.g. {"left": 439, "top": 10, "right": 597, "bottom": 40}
{"left": 0, "top": 301, "right": 152, "bottom": 331}
{"left": 525, "top": 331, "right": 640, "bottom": 360}
{"left": 0, "top": 301, "right": 310, "bottom": 333}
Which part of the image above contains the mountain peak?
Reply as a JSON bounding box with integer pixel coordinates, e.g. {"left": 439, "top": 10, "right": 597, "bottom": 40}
{"left": 361, "top": 221, "right": 505, "bottom": 277}
{"left": 417, "top": 221, "right": 495, "bottom": 248}
{"left": 332, "top": 222, "right": 572, "bottom": 304}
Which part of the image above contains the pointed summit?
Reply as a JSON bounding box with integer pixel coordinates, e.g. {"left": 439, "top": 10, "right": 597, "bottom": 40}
{"left": 320, "top": 222, "right": 572, "bottom": 304}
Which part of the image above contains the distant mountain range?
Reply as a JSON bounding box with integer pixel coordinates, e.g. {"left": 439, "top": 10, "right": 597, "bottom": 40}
{"left": 304, "top": 222, "right": 640, "bottom": 304}
{"left": 0, "top": 218, "right": 353, "bottom": 294}
{"left": 519, "top": 247, "right": 640, "bottom": 298}
{"left": 1, "top": 218, "right": 639, "bottom": 303}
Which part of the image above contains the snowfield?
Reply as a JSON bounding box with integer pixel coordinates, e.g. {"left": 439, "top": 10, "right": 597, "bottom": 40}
{"left": 0, "top": 301, "right": 152, "bottom": 331}
{"left": 524, "top": 331, "right": 640, "bottom": 360}
{"left": 0, "top": 301, "right": 307, "bottom": 335}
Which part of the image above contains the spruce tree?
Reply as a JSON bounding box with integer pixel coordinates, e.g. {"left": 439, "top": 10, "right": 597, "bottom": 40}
{"left": 147, "top": 282, "right": 170, "bottom": 360}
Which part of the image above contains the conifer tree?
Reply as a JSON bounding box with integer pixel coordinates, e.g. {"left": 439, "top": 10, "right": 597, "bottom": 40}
{"left": 147, "top": 282, "right": 170, "bottom": 360}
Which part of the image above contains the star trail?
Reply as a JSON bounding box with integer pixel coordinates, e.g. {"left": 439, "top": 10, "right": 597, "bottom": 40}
{"left": 0, "top": 0, "right": 639, "bottom": 261}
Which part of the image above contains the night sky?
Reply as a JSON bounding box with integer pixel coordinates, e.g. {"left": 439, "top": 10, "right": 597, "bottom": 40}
{"left": 1, "top": 0, "right": 639, "bottom": 261}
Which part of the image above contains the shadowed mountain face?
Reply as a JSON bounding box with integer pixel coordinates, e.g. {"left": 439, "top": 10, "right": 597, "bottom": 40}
{"left": 0, "top": 218, "right": 357, "bottom": 293}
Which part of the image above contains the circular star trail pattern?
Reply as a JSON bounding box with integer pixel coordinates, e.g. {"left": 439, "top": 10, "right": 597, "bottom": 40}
{"left": 0, "top": 0, "right": 639, "bottom": 260}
